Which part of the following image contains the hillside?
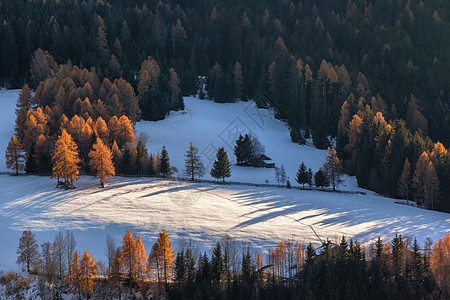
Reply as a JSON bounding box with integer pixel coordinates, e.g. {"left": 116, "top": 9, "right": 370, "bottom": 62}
{"left": 136, "top": 96, "right": 334, "bottom": 187}
{"left": 0, "top": 90, "right": 448, "bottom": 272}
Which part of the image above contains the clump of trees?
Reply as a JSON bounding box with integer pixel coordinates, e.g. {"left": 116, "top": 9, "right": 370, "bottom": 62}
{"left": 337, "top": 96, "right": 449, "bottom": 212}
{"left": 293, "top": 148, "right": 342, "bottom": 190}
{"left": 8, "top": 60, "right": 186, "bottom": 185}
{"left": 15, "top": 229, "right": 450, "bottom": 299}
{"left": 234, "top": 133, "right": 265, "bottom": 166}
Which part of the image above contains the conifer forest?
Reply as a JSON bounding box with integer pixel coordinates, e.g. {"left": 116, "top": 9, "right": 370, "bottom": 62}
{"left": 0, "top": 0, "right": 449, "bottom": 299}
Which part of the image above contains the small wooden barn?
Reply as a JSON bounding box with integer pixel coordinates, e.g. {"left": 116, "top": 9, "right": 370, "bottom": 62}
{"left": 253, "top": 154, "right": 275, "bottom": 168}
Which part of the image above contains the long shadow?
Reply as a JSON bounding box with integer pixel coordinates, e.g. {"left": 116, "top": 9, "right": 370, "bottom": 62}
{"left": 231, "top": 205, "right": 299, "bottom": 229}
{"left": 221, "top": 186, "right": 450, "bottom": 240}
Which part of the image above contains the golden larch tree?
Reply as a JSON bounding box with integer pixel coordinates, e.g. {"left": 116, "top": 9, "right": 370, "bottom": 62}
{"left": 59, "top": 114, "right": 69, "bottom": 132}
{"left": 154, "top": 230, "right": 176, "bottom": 284}
{"left": 67, "top": 114, "right": 85, "bottom": 143}
{"left": 79, "top": 122, "right": 93, "bottom": 157}
{"left": 135, "top": 236, "right": 148, "bottom": 278}
{"left": 5, "top": 136, "right": 26, "bottom": 175}
{"left": 117, "top": 115, "right": 136, "bottom": 148}
{"left": 52, "top": 129, "right": 81, "bottom": 188}
{"left": 296, "top": 244, "right": 304, "bottom": 269}
{"left": 121, "top": 229, "right": 147, "bottom": 283}
{"left": 69, "top": 250, "right": 82, "bottom": 297}
{"left": 412, "top": 152, "right": 440, "bottom": 208}
{"left": 322, "top": 147, "right": 343, "bottom": 191}
{"left": 345, "top": 114, "right": 363, "bottom": 162}
{"left": 111, "top": 140, "right": 121, "bottom": 167}
{"left": 23, "top": 108, "right": 48, "bottom": 154}
{"left": 431, "top": 233, "right": 450, "bottom": 295}
{"left": 255, "top": 253, "right": 263, "bottom": 269}
{"left": 108, "top": 116, "right": 122, "bottom": 145}
{"left": 80, "top": 250, "right": 97, "bottom": 298}
{"left": 94, "top": 116, "right": 109, "bottom": 142}
{"left": 88, "top": 138, "right": 115, "bottom": 188}
{"left": 422, "top": 162, "right": 440, "bottom": 210}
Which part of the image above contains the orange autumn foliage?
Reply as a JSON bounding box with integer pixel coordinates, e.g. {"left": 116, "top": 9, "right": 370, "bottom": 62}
{"left": 431, "top": 233, "right": 450, "bottom": 294}
{"left": 88, "top": 138, "right": 115, "bottom": 188}
{"left": 121, "top": 229, "right": 147, "bottom": 282}
{"left": 51, "top": 129, "right": 81, "bottom": 187}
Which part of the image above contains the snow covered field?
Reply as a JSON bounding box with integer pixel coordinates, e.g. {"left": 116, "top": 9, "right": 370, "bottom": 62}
{"left": 0, "top": 90, "right": 448, "bottom": 272}
{"left": 1, "top": 175, "right": 449, "bottom": 272}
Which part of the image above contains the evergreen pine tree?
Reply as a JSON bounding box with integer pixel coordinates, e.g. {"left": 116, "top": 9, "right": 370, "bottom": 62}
{"left": 296, "top": 162, "right": 309, "bottom": 187}
{"left": 241, "top": 248, "right": 255, "bottom": 285}
{"left": 398, "top": 158, "right": 412, "bottom": 203}
{"left": 391, "top": 234, "right": 406, "bottom": 287}
{"left": 159, "top": 145, "right": 172, "bottom": 177}
{"left": 121, "top": 143, "right": 135, "bottom": 175}
{"left": 242, "top": 134, "right": 254, "bottom": 165}
{"left": 234, "top": 134, "right": 245, "bottom": 164}
{"left": 135, "top": 137, "right": 148, "bottom": 175}
{"left": 233, "top": 61, "right": 244, "bottom": 99}
{"left": 211, "top": 147, "right": 231, "bottom": 182}
{"left": 307, "top": 168, "right": 313, "bottom": 187}
{"left": 211, "top": 241, "right": 223, "bottom": 292}
{"left": 174, "top": 249, "right": 186, "bottom": 286}
{"left": 314, "top": 168, "right": 330, "bottom": 189}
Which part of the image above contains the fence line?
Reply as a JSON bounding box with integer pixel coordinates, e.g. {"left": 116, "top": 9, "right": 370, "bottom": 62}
{"left": 126, "top": 174, "right": 366, "bottom": 195}
{"left": 0, "top": 172, "right": 366, "bottom": 195}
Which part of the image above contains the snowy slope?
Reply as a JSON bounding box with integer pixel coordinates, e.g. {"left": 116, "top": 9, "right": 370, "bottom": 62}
{"left": 0, "top": 89, "right": 21, "bottom": 172}
{"left": 0, "top": 91, "right": 448, "bottom": 273}
{"left": 135, "top": 97, "right": 341, "bottom": 188}
{"left": 0, "top": 175, "right": 448, "bottom": 272}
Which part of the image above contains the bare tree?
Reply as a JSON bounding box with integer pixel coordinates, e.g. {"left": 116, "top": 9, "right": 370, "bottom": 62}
{"left": 41, "top": 242, "right": 55, "bottom": 281}
{"left": 184, "top": 141, "right": 204, "bottom": 180}
{"left": 108, "top": 247, "right": 123, "bottom": 300}
{"left": 65, "top": 231, "right": 76, "bottom": 276}
{"left": 221, "top": 234, "right": 238, "bottom": 283}
{"left": 106, "top": 234, "right": 116, "bottom": 274}
{"left": 16, "top": 230, "right": 40, "bottom": 273}
{"left": 53, "top": 232, "right": 66, "bottom": 278}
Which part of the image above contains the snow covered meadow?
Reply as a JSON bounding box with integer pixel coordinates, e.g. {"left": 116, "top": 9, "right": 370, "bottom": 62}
{"left": 0, "top": 89, "right": 448, "bottom": 272}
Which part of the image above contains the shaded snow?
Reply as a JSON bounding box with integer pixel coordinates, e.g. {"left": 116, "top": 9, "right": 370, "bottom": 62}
{"left": 0, "top": 89, "right": 21, "bottom": 172}
{"left": 136, "top": 97, "right": 331, "bottom": 187}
